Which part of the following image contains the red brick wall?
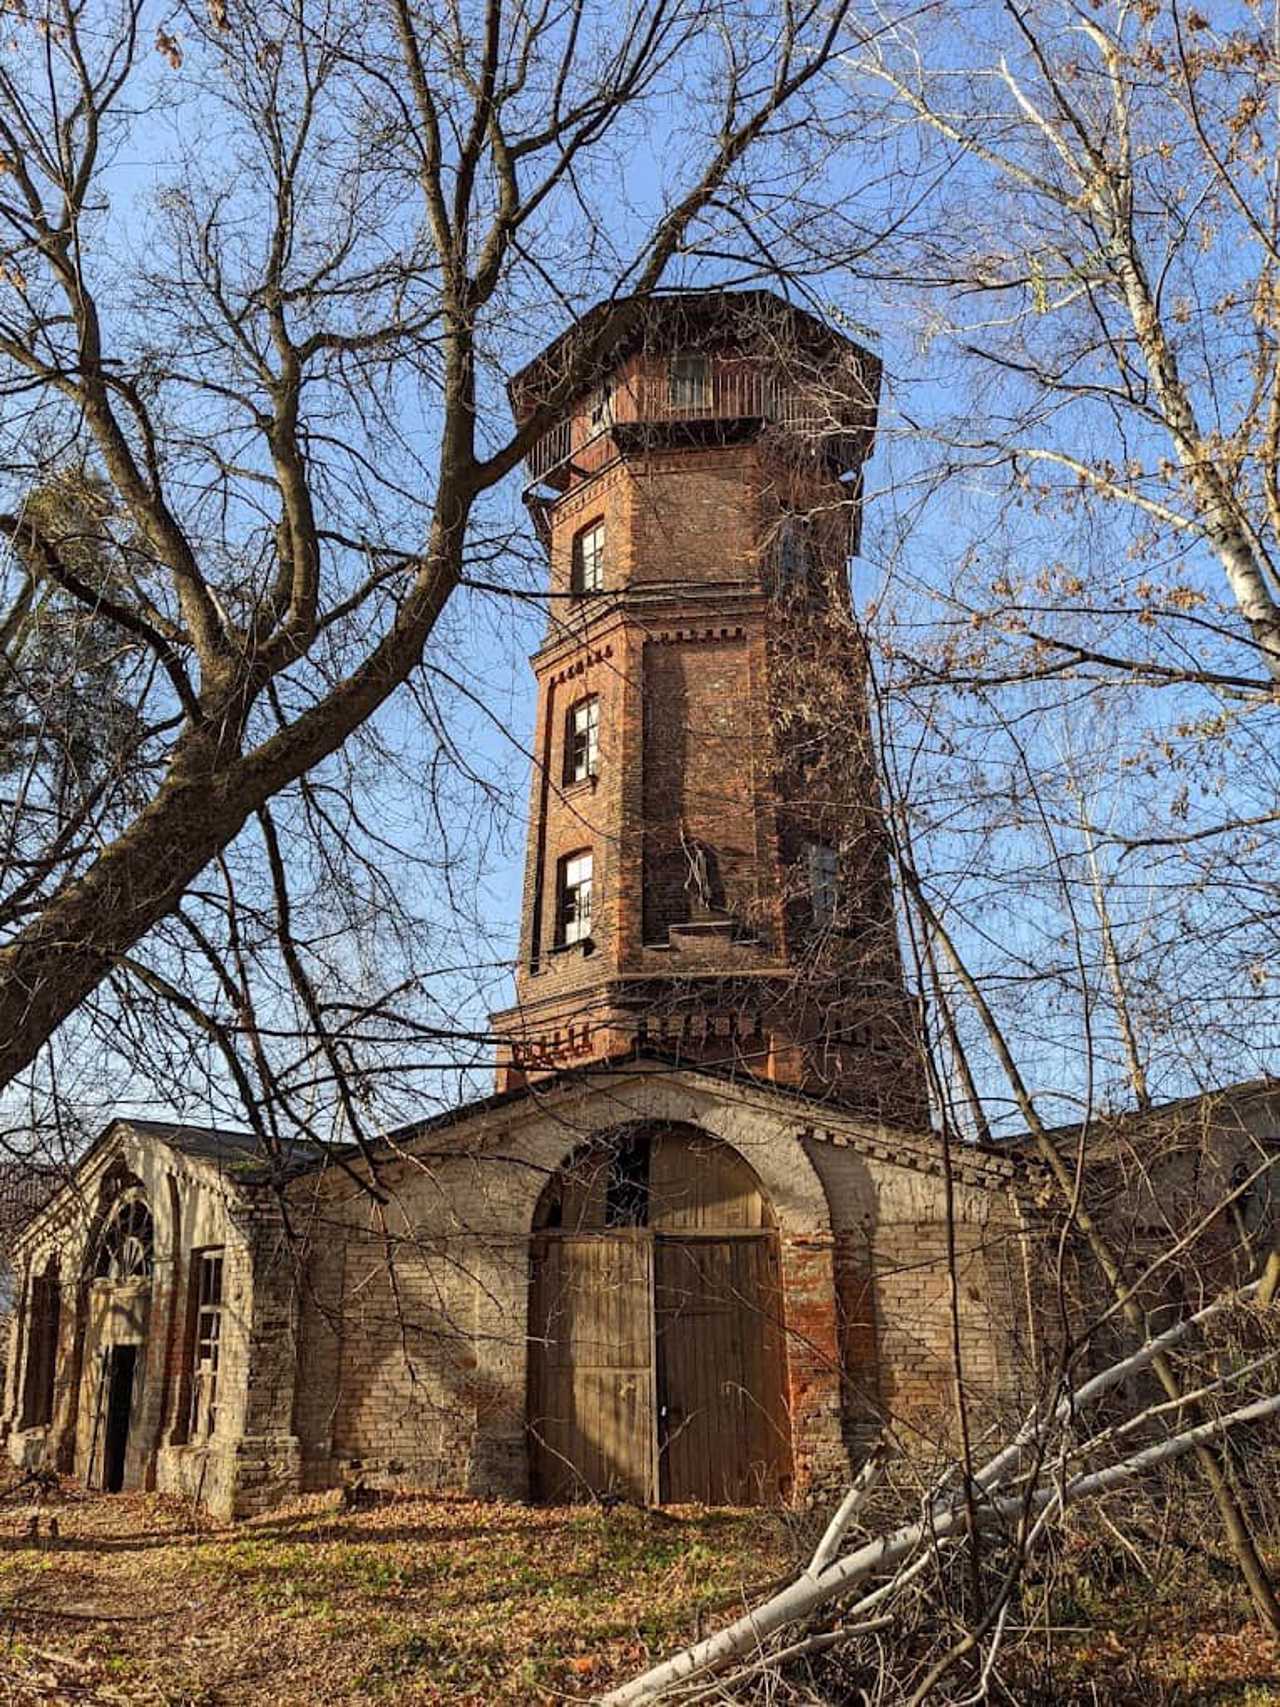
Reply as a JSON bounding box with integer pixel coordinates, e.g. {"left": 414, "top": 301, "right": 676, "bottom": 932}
{"left": 494, "top": 347, "right": 929, "bottom": 1122}
{"left": 640, "top": 630, "right": 769, "bottom": 941}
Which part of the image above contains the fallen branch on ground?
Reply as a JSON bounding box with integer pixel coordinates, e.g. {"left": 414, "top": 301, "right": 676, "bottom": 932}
{"left": 601, "top": 1285, "right": 1279, "bottom": 1704}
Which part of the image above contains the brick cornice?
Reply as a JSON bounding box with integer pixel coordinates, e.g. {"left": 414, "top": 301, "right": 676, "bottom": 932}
{"left": 530, "top": 584, "right": 769, "bottom": 671}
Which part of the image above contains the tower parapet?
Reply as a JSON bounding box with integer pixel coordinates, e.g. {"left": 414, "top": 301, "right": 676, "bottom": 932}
{"left": 491, "top": 289, "right": 928, "bottom": 1124}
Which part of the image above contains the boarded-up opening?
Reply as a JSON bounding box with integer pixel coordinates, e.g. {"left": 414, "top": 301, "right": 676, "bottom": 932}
{"left": 527, "top": 1124, "right": 792, "bottom": 1505}
{"left": 19, "top": 1261, "right": 60, "bottom": 1430}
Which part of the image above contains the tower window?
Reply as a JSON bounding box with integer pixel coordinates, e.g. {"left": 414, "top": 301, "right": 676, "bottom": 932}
{"left": 557, "top": 850, "right": 594, "bottom": 945}
{"left": 805, "top": 841, "right": 840, "bottom": 926}
{"left": 571, "top": 520, "right": 604, "bottom": 594}
{"left": 669, "top": 353, "right": 710, "bottom": 410}
{"left": 773, "top": 510, "right": 814, "bottom": 584}
{"left": 564, "top": 696, "right": 600, "bottom": 785}
{"left": 589, "top": 381, "right": 613, "bottom": 427}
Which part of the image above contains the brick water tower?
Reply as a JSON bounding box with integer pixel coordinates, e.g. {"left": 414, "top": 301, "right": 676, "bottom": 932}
{"left": 491, "top": 289, "right": 928, "bottom": 1125}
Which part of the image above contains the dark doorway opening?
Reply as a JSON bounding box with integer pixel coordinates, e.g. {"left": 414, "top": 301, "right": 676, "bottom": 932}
{"left": 102, "top": 1345, "right": 137, "bottom": 1494}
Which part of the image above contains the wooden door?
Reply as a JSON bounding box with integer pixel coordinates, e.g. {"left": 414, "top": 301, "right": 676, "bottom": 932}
{"left": 528, "top": 1234, "right": 655, "bottom": 1503}
{"left": 655, "top": 1235, "right": 791, "bottom": 1505}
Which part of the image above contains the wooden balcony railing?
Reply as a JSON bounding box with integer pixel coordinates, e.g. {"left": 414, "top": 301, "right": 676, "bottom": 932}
{"left": 522, "top": 365, "right": 867, "bottom": 493}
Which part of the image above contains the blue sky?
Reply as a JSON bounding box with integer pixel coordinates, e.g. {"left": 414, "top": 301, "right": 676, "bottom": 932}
{"left": 7, "top": 1, "right": 1279, "bottom": 1150}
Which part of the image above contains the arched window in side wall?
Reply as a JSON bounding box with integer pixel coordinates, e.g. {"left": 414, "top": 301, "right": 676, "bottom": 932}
{"left": 20, "top": 1260, "right": 60, "bottom": 1428}
{"left": 94, "top": 1196, "right": 154, "bottom": 1282}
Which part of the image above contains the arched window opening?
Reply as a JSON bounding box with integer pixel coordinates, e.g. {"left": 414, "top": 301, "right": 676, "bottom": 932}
{"left": 570, "top": 518, "right": 605, "bottom": 595}
{"left": 533, "top": 1124, "right": 774, "bottom": 1235}
{"left": 804, "top": 840, "right": 841, "bottom": 928}
{"left": 94, "top": 1196, "right": 154, "bottom": 1282}
{"left": 773, "top": 510, "right": 813, "bottom": 583}
{"left": 605, "top": 1131, "right": 651, "bottom": 1227}
{"left": 555, "top": 849, "right": 593, "bottom": 947}
{"left": 563, "top": 696, "right": 600, "bottom": 785}
{"left": 20, "top": 1260, "right": 60, "bottom": 1428}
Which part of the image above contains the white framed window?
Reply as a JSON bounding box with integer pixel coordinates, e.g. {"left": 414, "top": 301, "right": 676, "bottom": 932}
{"left": 668, "top": 353, "right": 710, "bottom": 410}
{"left": 94, "top": 1195, "right": 154, "bottom": 1282}
{"left": 188, "top": 1249, "right": 224, "bottom": 1441}
{"left": 565, "top": 696, "right": 600, "bottom": 784}
{"left": 558, "top": 850, "right": 594, "bottom": 945}
{"left": 805, "top": 841, "right": 840, "bottom": 926}
{"left": 571, "top": 519, "right": 605, "bottom": 594}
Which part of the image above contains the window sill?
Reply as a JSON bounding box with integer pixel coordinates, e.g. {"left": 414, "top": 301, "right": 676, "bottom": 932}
{"left": 548, "top": 936, "right": 596, "bottom": 958}
{"left": 561, "top": 774, "right": 599, "bottom": 797}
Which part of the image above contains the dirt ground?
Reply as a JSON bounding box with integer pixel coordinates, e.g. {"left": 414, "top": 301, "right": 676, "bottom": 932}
{"left": 6, "top": 1472, "right": 1280, "bottom": 1705}
{"left": 0, "top": 1474, "right": 797, "bottom": 1705}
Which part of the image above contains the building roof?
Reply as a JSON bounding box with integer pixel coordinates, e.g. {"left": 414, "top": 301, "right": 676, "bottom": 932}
{"left": 118, "top": 1117, "right": 328, "bottom": 1171}
{"left": 0, "top": 1159, "right": 60, "bottom": 1253}
{"left": 1027, "top": 1077, "right": 1280, "bottom": 1161}
{"left": 507, "top": 286, "right": 880, "bottom": 423}
{"left": 119, "top": 1118, "right": 265, "bottom": 1160}
{"left": 18, "top": 1049, "right": 1112, "bottom": 1254}
{"left": 338, "top": 1051, "right": 1028, "bottom": 1191}
{"left": 5, "top": 1115, "right": 320, "bottom": 1251}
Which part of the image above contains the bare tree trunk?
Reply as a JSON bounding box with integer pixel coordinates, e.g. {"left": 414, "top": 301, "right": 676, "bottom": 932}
{"left": 907, "top": 876, "right": 1280, "bottom": 1635}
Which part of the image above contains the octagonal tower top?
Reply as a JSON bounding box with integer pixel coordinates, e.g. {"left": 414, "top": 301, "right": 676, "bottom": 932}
{"left": 509, "top": 288, "right": 881, "bottom": 512}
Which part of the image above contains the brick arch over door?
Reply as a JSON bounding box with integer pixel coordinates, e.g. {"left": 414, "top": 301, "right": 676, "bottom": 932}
{"left": 527, "top": 1121, "right": 794, "bottom": 1506}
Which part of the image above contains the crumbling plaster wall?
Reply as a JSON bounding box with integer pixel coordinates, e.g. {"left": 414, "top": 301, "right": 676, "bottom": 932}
{"left": 2, "top": 1131, "right": 295, "bottom": 1521}
{"left": 289, "top": 1071, "right": 1022, "bottom": 1504}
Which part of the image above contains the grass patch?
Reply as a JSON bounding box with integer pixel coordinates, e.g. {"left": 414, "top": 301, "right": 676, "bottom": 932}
{"left": 6, "top": 1476, "right": 1278, "bottom": 1704}
{"left": 0, "top": 1483, "right": 794, "bottom": 1702}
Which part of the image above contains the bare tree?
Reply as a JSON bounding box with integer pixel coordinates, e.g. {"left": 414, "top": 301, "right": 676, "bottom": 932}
{"left": 605, "top": 1280, "right": 1280, "bottom": 1703}
{"left": 0, "top": 0, "right": 873, "bottom": 1102}
{"left": 841, "top": 0, "right": 1280, "bottom": 686}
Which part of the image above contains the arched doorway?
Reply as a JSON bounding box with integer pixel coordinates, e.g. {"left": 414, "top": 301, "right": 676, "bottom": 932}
{"left": 85, "top": 1192, "right": 154, "bottom": 1493}
{"left": 527, "top": 1124, "right": 792, "bottom": 1505}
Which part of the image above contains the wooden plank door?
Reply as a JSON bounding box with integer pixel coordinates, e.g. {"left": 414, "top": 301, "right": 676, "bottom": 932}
{"left": 655, "top": 1235, "right": 791, "bottom": 1505}
{"left": 528, "top": 1234, "right": 656, "bottom": 1504}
